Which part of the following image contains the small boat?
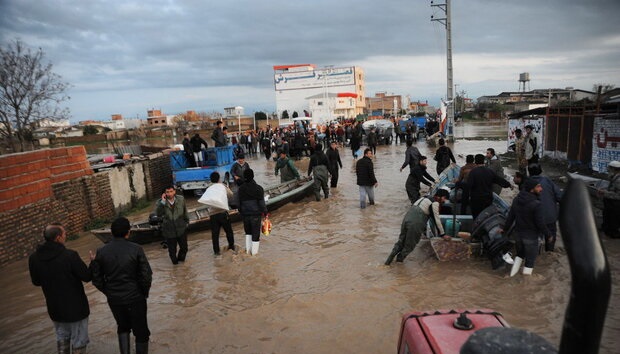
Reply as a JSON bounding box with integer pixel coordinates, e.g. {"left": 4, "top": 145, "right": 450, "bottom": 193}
{"left": 91, "top": 176, "right": 314, "bottom": 243}
{"left": 425, "top": 164, "right": 510, "bottom": 262}
{"left": 397, "top": 179, "right": 611, "bottom": 354}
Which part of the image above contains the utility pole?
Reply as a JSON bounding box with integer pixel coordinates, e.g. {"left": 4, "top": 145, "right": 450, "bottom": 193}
{"left": 431, "top": 0, "right": 454, "bottom": 141}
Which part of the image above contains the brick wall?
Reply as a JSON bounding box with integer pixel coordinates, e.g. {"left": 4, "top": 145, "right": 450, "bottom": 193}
{"left": 143, "top": 152, "right": 172, "bottom": 199}
{"left": 0, "top": 148, "right": 171, "bottom": 267}
{"left": 0, "top": 147, "right": 93, "bottom": 213}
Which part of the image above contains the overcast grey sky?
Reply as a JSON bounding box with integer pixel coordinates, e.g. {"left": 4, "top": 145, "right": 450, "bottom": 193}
{"left": 1, "top": 0, "right": 619, "bottom": 122}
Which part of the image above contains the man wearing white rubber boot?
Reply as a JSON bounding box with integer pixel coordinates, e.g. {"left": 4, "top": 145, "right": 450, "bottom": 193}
{"left": 238, "top": 169, "right": 267, "bottom": 255}
{"left": 501, "top": 179, "right": 552, "bottom": 276}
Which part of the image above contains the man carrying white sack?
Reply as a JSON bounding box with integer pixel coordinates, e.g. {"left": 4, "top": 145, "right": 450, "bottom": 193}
{"left": 199, "top": 172, "right": 235, "bottom": 256}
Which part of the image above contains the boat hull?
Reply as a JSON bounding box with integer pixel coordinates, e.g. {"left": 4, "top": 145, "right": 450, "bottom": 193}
{"left": 91, "top": 177, "right": 314, "bottom": 244}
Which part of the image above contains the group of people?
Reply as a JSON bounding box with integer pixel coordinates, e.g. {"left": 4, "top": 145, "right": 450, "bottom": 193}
{"left": 29, "top": 118, "right": 619, "bottom": 353}
{"left": 29, "top": 219, "right": 152, "bottom": 354}
{"left": 388, "top": 134, "right": 566, "bottom": 275}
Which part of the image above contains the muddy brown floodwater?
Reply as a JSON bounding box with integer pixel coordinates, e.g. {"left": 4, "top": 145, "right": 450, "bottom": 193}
{"left": 0, "top": 121, "right": 618, "bottom": 353}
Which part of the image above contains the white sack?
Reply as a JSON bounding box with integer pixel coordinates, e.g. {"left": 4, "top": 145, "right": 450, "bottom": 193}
{"left": 198, "top": 183, "right": 229, "bottom": 210}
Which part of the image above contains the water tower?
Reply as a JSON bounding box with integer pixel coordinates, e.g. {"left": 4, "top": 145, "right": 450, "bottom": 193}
{"left": 519, "top": 72, "right": 530, "bottom": 92}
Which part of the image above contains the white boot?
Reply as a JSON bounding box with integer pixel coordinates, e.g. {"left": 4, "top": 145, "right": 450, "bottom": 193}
{"left": 510, "top": 257, "right": 523, "bottom": 277}
{"left": 245, "top": 235, "right": 252, "bottom": 254}
{"left": 251, "top": 241, "right": 260, "bottom": 256}
{"left": 523, "top": 267, "right": 533, "bottom": 275}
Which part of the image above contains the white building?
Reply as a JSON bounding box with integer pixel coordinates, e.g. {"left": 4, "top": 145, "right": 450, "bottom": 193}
{"left": 273, "top": 64, "right": 365, "bottom": 124}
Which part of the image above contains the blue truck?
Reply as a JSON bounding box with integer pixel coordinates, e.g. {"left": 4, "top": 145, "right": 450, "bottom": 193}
{"left": 170, "top": 146, "right": 237, "bottom": 194}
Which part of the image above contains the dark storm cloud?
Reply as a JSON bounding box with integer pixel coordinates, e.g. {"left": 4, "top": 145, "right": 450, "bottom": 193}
{"left": 1, "top": 0, "right": 618, "bottom": 119}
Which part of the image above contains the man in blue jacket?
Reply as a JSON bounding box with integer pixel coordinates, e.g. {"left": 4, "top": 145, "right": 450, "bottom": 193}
{"left": 29, "top": 223, "right": 92, "bottom": 354}
{"left": 527, "top": 163, "right": 562, "bottom": 251}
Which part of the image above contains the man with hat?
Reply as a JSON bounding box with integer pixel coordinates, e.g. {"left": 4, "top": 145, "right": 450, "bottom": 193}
{"left": 385, "top": 189, "right": 450, "bottom": 265}
{"left": 502, "top": 178, "right": 552, "bottom": 276}
{"left": 274, "top": 149, "right": 300, "bottom": 183}
{"left": 599, "top": 160, "right": 620, "bottom": 238}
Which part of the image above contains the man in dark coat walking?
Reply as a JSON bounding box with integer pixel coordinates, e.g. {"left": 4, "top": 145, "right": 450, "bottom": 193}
{"left": 326, "top": 141, "right": 343, "bottom": 188}
{"left": 238, "top": 169, "right": 268, "bottom": 255}
{"left": 356, "top": 148, "right": 378, "bottom": 208}
{"left": 405, "top": 156, "right": 435, "bottom": 204}
{"left": 91, "top": 217, "right": 153, "bottom": 354}
{"left": 400, "top": 139, "right": 424, "bottom": 203}
{"left": 29, "top": 223, "right": 92, "bottom": 354}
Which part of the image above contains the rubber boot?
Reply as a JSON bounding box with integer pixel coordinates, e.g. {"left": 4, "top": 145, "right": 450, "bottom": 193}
{"left": 510, "top": 257, "right": 523, "bottom": 277}
{"left": 118, "top": 332, "right": 130, "bottom": 354}
{"left": 251, "top": 241, "right": 260, "bottom": 256}
{"left": 57, "top": 340, "right": 70, "bottom": 354}
{"left": 523, "top": 267, "right": 533, "bottom": 275}
{"left": 136, "top": 341, "right": 149, "bottom": 354}
{"left": 72, "top": 346, "right": 87, "bottom": 354}
{"left": 245, "top": 235, "right": 252, "bottom": 254}
{"left": 385, "top": 250, "right": 399, "bottom": 265}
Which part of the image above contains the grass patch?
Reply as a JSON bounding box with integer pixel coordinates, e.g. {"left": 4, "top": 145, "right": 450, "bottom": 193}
{"left": 84, "top": 218, "right": 110, "bottom": 231}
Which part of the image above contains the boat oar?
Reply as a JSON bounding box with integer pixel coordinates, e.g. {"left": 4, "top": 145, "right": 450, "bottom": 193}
{"left": 558, "top": 179, "right": 611, "bottom": 354}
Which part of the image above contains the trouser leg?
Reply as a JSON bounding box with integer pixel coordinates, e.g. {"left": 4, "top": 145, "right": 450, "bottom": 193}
{"left": 399, "top": 222, "right": 424, "bottom": 261}
{"left": 313, "top": 176, "right": 322, "bottom": 201}
{"left": 359, "top": 186, "right": 367, "bottom": 208}
{"left": 405, "top": 175, "right": 419, "bottom": 204}
{"left": 177, "top": 232, "right": 188, "bottom": 261}
{"left": 166, "top": 238, "right": 179, "bottom": 264}
{"left": 366, "top": 186, "right": 375, "bottom": 204}
{"left": 545, "top": 222, "right": 557, "bottom": 252}
{"left": 211, "top": 213, "right": 223, "bottom": 254}
{"left": 521, "top": 238, "right": 539, "bottom": 268}
{"left": 321, "top": 176, "right": 329, "bottom": 198}
{"left": 222, "top": 217, "right": 235, "bottom": 249}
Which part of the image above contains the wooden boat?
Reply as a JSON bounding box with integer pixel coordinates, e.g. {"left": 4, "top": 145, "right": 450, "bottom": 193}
{"left": 397, "top": 179, "right": 611, "bottom": 354}
{"left": 425, "top": 164, "right": 510, "bottom": 261}
{"left": 91, "top": 176, "right": 314, "bottom": 243}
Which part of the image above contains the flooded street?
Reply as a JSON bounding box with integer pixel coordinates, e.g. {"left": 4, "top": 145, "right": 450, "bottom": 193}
{"left": 1, "top": 121, "right": 618, "bottom": 353}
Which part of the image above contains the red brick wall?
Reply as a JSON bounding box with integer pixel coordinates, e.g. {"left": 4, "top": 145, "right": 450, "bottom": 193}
{"left": 0, "top": 147, "right": 93, "bottom": 213}
{"left": 0, "top": 148, "right": 170, "bottom": 267}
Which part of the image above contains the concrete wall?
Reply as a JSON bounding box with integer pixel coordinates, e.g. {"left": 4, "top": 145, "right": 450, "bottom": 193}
{"left": 0, "top": 147, "right": 172, "bottom": 267}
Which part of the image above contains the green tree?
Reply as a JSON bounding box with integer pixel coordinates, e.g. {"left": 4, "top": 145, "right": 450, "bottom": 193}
{"left": 83, "top": 125, "right": 99, "bottom": 135}
{"left": 254, "top": 111, "right": 267, "bottom": 120}
{"left": 282, "top": 110, "right": 289, "bottom": 119}
{"left": 0, "top": 39, "right": 70, "bottom": 152}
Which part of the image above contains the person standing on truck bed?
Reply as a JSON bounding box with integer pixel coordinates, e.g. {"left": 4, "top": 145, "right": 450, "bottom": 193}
{"left": 212, "top": 120, "right": 227, "bottom": 147}
{"left": 190, "top": 133, "right": 209, "bottom": 167}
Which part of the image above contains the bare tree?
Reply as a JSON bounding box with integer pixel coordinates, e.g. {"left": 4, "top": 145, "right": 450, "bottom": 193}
{"left": 0, "top": 39, "right": 70, "bottom": 152}
{"left": 592, "top": 83, "right": 615, "bottom": 93}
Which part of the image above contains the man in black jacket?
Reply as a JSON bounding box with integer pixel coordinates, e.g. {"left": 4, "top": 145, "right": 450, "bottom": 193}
{"left": 91, "top": 217, "right": 153, "bottom": 354}
{"left": 326, "top": 141, "right": 343, "bottom": 188}
{"left": 467, "top": 154, "right": 512, "bottom": 219}
{"left": 405, "top": 156, "right": 435, "bottom": 204}
{"left": 29, "top": 223, "right": 92, "bottom": 354}
{"left": 356, "top": 148, "right": 378, "bottom": 208}
{"left": 211, "top": 120, "right": 227, "bottom": 147}
{"left": 502, "top": 179, "right": 551, "bottom": 276}
{"left": 238, "top": 169, "right": 267, "bottom": 255}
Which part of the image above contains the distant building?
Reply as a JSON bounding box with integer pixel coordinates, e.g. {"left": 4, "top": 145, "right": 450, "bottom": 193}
{"left": 477, "top": 88, "right": 595, "bottom": 106}
{"left": 146, "top": 109, "right": 173, "bottom": 126}
{"left": 273, "top": 64, "right": 366, "bottom": 123}
{"left": 366, "top": 92, "right": 402, "bottom": 116}
{"left": 34, "top": 118, "right": 70, "bottom": 128}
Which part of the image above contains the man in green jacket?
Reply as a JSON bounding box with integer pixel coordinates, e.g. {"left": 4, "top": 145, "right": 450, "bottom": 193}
{"left": 274, "top": 149, "right": 300, "bottom": 183}
{"left": 156, "top": 186, "right": 189, "bottom": 264}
